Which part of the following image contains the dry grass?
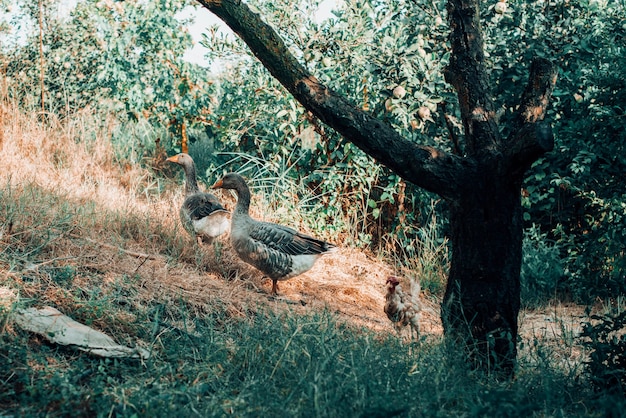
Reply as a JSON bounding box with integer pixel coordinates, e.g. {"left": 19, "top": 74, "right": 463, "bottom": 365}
{"left": 0, "top": 103, "right": 443, "bottom": 342}
{"left": 1, "top": 105, "right": 171, "bottom": 214}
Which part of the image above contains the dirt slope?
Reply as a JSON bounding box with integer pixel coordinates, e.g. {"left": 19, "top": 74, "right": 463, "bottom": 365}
{"left": 101, "top": 235, "right": 444, "bottom": 337}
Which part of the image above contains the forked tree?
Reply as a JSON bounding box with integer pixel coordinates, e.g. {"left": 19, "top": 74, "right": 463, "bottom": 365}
{"left": 197, "top": 0, "right": 557, "bottom": 376}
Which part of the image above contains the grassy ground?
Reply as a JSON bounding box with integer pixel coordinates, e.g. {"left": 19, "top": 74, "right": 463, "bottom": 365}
{"left": 1, "top": 105, "right": 624, "bottom": 416}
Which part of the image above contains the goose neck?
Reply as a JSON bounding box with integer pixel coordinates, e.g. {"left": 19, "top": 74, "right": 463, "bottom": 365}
{"left": 184, "top": 163, "right": 200, "bottom": 195}
{"left": 234, "top": 183, "right": 252, "bottom": 215}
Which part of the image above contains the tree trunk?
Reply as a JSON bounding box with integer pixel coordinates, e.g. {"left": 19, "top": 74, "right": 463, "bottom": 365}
{"left": 439, "top": 0, "right": 556, "bottom": 376}
{"left": 196, "top": 0, "right": 558, "bottom": 377}
{"left": 443, "top": 166, "right": 523, "bottom": 375}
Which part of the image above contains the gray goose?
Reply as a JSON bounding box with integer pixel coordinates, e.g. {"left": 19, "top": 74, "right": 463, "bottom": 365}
{"left": 212, "top": 172, "right": 336, "bottom": 295}
{"left": 166, "top": 153, "right": 229, "bottom": 245}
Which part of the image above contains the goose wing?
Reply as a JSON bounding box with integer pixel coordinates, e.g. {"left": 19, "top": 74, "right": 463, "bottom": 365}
{"left": 184, "top": 193, "right": 228, "bottom": 221}
{"left": 248, "top": 221, "right": 334, "bottom": 255}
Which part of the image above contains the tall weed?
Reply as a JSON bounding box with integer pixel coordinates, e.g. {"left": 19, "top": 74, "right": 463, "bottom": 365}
{"left": 384, "top": 203, "right": 449, "bottom": 296}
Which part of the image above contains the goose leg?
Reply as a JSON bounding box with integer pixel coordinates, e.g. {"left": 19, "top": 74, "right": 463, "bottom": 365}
{"left": 271, "top": 280, "right": 279, "bottom": 295}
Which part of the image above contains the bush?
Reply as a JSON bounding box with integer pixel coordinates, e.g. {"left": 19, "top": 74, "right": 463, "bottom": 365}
{"left": 520, "top": 224, "right": 565, "bottom": 308}
{"left": 581, "top": 309, "right": 626, "bottom": 396}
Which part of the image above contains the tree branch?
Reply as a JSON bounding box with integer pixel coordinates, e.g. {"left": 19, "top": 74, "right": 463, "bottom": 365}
{"left": 442, "top": 107, "right": 463, "bottom": 156}
{"left": 503, "top": 57, "right": 558, "bottom": 176}
{"left": 511, "top": 57, "right": 559, "bottom": 128}
{"left": 444, "top": 0, "right": 501, "bottom": 155}
{"left": 196, "top": 0, "right": 465, "bottom": 199}
{"left": 503, "top": 121, "right": 554, "bottom": 177}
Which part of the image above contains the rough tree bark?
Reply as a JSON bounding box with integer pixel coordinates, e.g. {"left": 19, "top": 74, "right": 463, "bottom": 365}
{"left": 197, "top": 0, "right": 557, "bottom": 376}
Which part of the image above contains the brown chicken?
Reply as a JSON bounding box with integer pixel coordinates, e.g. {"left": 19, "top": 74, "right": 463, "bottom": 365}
{"left": 384, "top": 276, "right": 421, "bottom": 339}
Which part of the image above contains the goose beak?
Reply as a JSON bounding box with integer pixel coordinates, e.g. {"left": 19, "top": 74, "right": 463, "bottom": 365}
{"left": 211, "top": 179, "right": 223, "bottom": 189}
{"left": 166, "top": 155, "right": 179, "bottom": 163}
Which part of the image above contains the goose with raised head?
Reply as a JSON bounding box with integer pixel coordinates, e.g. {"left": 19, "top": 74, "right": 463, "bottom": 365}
{"left": 166, "top": 153, "right": 230, "bottom": 245}
{"left": 212, "top": 172, "right": 336, "bottom": 295}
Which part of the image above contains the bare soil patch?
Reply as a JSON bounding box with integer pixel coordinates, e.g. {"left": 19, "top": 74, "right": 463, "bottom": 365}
{"left": 105, "top": 236, "right": 445, "bottom": 337}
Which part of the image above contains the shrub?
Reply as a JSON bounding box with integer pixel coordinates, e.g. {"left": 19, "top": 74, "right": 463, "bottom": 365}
{"left": 520, "top": 224, "right": 565, "bottom": 308}
{"left": 580, "top": 309, "right": 626, "bottom": 395}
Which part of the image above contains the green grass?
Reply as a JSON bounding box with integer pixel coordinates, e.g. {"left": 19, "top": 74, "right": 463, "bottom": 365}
{"left": 2, "top": 299, "right": 623, "bottom": 417}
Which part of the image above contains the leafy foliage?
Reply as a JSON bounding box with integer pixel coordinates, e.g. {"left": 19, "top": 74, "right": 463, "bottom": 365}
{"left": 1, "top": 0, "right": 215, "bottom": 149}
{"left": 520, "top": 224, "right": 564, "bottom": 308}
{"left": 581, "top": 309, "right": 626, "bottom": 395}
{"left": 486, "top": 0, "right": 626, "bottom": 301}
{"left": 199, "top": 0, "right": 451, "bottom": 252}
